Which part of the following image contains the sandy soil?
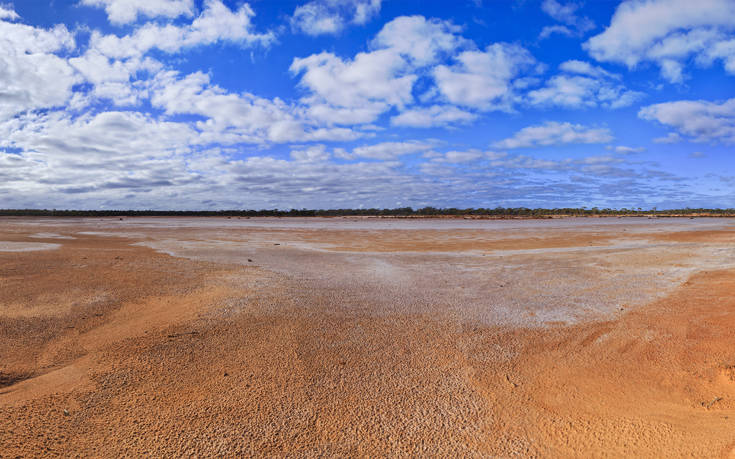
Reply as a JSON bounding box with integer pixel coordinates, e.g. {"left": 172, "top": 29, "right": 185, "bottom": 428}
{"left": 1, "top": 217, "right": 735, "bottom": 457}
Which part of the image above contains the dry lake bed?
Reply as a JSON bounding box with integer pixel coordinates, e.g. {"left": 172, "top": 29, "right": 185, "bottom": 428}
{"left": 2, "top": 216, "right": 735, "bottom": 456}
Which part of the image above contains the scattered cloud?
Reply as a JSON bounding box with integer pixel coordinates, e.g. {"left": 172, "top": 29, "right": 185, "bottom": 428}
{"left": 559, "top": 59, "right": 619, "bottom": 80}
{"left": 432, "top": 149, "right": 486, "bottom": 163}
{"left": 151, "top": 71, "right": 362, "bottom": 145}
{"left": 539, "top": 0, "right": 594, "bottom": 39}
{"left": 0, "top": 4, "right": 18, "bottom": 20}
{"left": 87, "top": 0, "right": 275, "bottom": 59}
{"left": 639, "top": 98, "right": 735, "bottom": 143}
{"left": 585, "top": 0, "right": 735, "bottom": 83}
{"left": 0, "top": 18, "right": 78, "bottom": 119}
{"left": 290, "top": 144, "right": 331, "bottom": 162}
{"left": 291, "top": 0, "right": 381, "bottom": 36}
{"left": 527, "top": 60, "right": 643, "bottom": 109}
{"left": 290, "top": 16, "right": 471, "bottom": 125}
{"left": 371, "top": 15, "right": 469, "bottom": 66}
{"left": 653, "top": 132, "right": 682, "bottom": 144}
{"left": 0, "top": 1, "right": 727, "bottom": 210}
{"left": 390, "top": 105, "right": 477, "bottom": 128}
{"left": 336, "top": 140, "right": 434, "bottom": 160}
{"left": 80, "top": 0, "right": 195, "bottom": 25}
{"left": 608, "top": 145, "right": 645, "bottom": 154}
{"left": 290, "top": 49, "right": 414, "bottom": 120}
{"left": 539, "top": 25, "right": 574, "bottom": 40}
{"left": 433, "top": 43, "right": 539, "bottom": 110}
{"left": 492, "top": 121, "right": 613, "bottom": 149}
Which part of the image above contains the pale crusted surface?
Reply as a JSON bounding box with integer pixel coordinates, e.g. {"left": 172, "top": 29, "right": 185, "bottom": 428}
{"left": 1, "top": 217, "right": 735, "bottom": 457}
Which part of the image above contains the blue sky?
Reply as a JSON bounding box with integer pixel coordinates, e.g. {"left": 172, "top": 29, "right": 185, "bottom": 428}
{"left": 0, "top": 0, "right": 733, "bottom": 210}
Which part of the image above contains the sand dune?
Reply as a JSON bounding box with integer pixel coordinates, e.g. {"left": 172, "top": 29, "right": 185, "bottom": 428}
{"left": 1, "top": 217, "right": 735, "bottom": 456}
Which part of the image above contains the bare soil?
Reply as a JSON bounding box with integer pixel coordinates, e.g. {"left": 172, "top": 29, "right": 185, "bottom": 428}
{"left": 1, "top": 217, "right": 735, "bottom": 457}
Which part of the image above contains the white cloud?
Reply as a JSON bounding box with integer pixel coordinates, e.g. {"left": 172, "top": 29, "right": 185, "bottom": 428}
{"left": 542, "top": 0, "right": 580, "bottom": 24}
{"left": 290, "top": 16, "right": 553, "bottom": 127}
{"left": 371, "top": 15, "right": 468, "bottom": 66}
{"left": 69, "top": 50, "right": 162, "bottom": 105}
{"left": 527, "top": 61, "right": 643, "bottom": 109}
{"left": 559, "top": 60, "right": 619, "bottom": 80}
{"left": 150, "top": 70, "right": 361, "bottom": 144}
{"left": 607, "top": 145, "right": 645, "bottom": 154}
{"left": 289, "top": 16, "right": 469, "bottom": 125}
{"left": 585, "top": 0, "right": 735, "bottom": 82}
{"left": 290, "top": 144, "right": 331, "bottom": 162}
{"left": 433, "top": 43, "right": 538, "bottom": 110}
{"left": 0, "top": 110, "right": 200, "bottom": 199}
{"left": 539, "top": 0, "right": 594, "bottom": 39}
{"left": 539, "top": 25, "right": 574, "bottom": 40}
{"left": 434, "top": 150, "right": 485, "bottom": 163}
{"left": 653, "top": 132, "right": 682, "bottom": 144}
{"left": 67, "top": 0, "right": 274, "bottom": 107}
{"left": 638, "top": 98, "right": 735, "bottom": 144}
{"left": 0, "top": 18, "right": 78, "bottom": 121}
{"left": 0, "top": 111, "right": 432, "bottom": 209}
{"left": 390, "top": 105, "right": 476, "bottom": 128}
{"left": 336, "top": 140, "right": 433, "bottom": 160}
{"left": 0, "top": 4, "right": 18, "bottom": 20}
{"left": 89, "top": 0, "right": 274, "bottom": 59}
{"left": 492, "top": 121, "right": 613, "bottom": 149}
{"left": 80, "top": 0, "right": 194, "bottom": 24}
{"left": 291, "top": 0, "right": 381, "bottom": 36}
{"left": 291, "top": 49, "right": 414, "bottom": 112}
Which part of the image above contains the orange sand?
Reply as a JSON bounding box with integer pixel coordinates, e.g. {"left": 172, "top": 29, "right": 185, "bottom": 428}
{"left": 1, "top": 217, "right": 735, "bottom": 456}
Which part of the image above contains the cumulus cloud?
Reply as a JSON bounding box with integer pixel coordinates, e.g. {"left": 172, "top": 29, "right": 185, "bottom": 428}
{"left": 638, "top": 98, "right": 735, "bottom": 144}
{"left": 151, "top": 71, "right": 361, "bottom": 145}
{"left": 0, "top": 18, "right": 78, "bottom": 120}
{"left": 291, "top": 0, "right": 381, "bottom": 36}
{"left": 291, "top": 50, "right": 414, "bottom": 112}
{"left": 584, "top": 0, "right": 735, "bottom": 82}
{"left": 88, "top": 0, "right": 274, "bottom": 59}
{"left": 527, "top": 60, "right": 643, "bottom": 109}
{"left": 0, "top": 4, "right": 18, "bottom": 20}
{"left": 492, "top": 121, "right": 613, "bottom": 149}
{"left": 290, "top": 15, "right": 468, "bottom": 125}
{"left": 80, "top": 0, "right": 195, "bottom": 24}
{"left": 67, "top": 0, "right": 274, "bottom": 106}
{"left": 433, "top": 43, "right": 538, "bottom": 110}
{"left": 371, "top": 15, "right": 468, "bottom": 66}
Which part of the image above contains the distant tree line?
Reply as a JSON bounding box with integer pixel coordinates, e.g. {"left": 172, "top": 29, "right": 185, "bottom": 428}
{"left": 1, "top": 207, "right": 734, "bottom": 218}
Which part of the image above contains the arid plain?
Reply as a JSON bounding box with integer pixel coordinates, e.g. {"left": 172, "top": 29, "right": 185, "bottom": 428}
{"left": 2, "top": 216, "right": 735, "bottom": 457}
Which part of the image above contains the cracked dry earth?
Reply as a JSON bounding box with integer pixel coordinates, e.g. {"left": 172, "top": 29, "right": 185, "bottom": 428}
{"left": 2, "top": 217, "right": 735, "bottom": 457}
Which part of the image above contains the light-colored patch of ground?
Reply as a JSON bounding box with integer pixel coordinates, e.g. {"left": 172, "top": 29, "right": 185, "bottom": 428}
{"left": 0, "top": 241, "right": 60, "bottom": 252}
{"left": 29, "top": 233, "right": 76, "bottom": 240}
{"left": 1, "top": 217, "right": 735, "bottom": 456}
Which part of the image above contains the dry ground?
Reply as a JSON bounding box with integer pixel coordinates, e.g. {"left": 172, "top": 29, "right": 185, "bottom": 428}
{"left": 1, "top": 217, "right": 735, "bottom": 457}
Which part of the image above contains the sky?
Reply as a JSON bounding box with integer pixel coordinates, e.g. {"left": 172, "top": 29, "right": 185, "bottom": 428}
{"left": 0, "top": 0, "right": 734, "bottom": 210}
